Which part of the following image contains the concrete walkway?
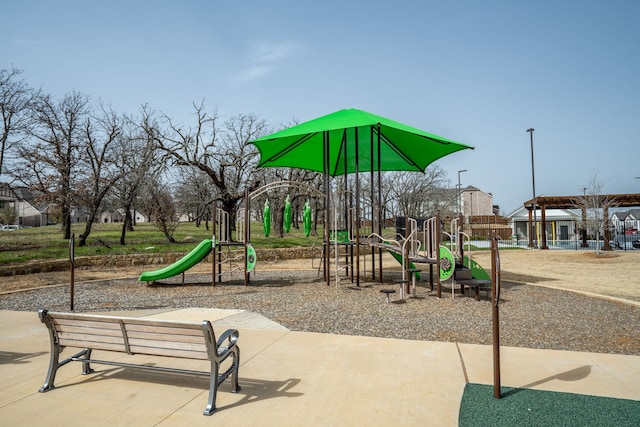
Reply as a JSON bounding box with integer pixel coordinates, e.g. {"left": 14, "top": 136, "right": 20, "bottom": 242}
{"left": 1, "top": 308, "right": 638, "bottom": 426}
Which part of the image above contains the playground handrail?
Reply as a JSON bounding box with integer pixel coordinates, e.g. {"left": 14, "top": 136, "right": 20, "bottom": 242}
{"left": 421, "top": 216, "right": 439, "bottom": 261}
{"left": 459, "top": 231, "right": 472, "bottom": 268}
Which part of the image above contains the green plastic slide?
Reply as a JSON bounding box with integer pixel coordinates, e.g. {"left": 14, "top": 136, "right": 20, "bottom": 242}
{"left": 463, "top": 255, "right": 491, "bottom": 281}
{"left": 138, "top": 239, "right": 213, "bottom": 282}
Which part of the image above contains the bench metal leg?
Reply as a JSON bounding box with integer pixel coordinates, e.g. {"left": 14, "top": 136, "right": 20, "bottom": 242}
{"left": 203, "top": 348, "right": 241, "bottom": 416}
{"left": 230, "top": 347, "right": 241, "bottom": 394}
{"left": 204, "top": 361, "right": 219, "bottom": 416}
{"left": 81, "top": 349, "right": 95, "bottom": 375}
{"left": 39, "top": 347, "right": 91, "bottom": 393}
{"left": 39, "top": 339, "right": 61, "bottom": 393}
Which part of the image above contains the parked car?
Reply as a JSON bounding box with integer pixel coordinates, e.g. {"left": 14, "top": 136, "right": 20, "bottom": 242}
{"left": 612, "top": 235, "right": 637, "bottom": 250}
{"left": 1, "top": 225, "right": 23, "bottom": 231}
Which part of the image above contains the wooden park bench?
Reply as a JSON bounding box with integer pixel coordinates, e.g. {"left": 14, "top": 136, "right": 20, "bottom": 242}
{"left": 37, "top": 309, "right": 241, "bottom": 416}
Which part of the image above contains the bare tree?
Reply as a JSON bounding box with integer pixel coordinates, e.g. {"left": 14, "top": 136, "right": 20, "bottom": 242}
{"left": 75, "top": 104, "right": 127, "bottom": 246}
{"left": 138, "top": 177, "right": 179, "bottom": 243}
{"left": 174, "top": 167, "right": 215, "bottom": 228}
{"left": 15, "top": 91, "right": 89, "bottom": 239}
{"left": 386, "top": 165, "right": 450, "bottom": 218}
{"left": 572, "top": 174, "right": 617, "bottom": 253}
{"left": 110, "top": 108, "right": 163, "bottom": 245}
{"left": 144, "top": 101, "right": 270, "bottom": 237}
{"left": 0, "top": 67, "right": 33, "bottom": 179}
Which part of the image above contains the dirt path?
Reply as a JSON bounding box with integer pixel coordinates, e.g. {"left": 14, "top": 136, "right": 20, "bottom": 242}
{"left": 471, "top": 249, "right": 640, "bottom": 303}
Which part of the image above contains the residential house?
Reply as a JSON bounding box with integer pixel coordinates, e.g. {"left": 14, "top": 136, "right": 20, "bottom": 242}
{"left": 1, "top": 185, "right": 56, "bottom": 227}
{"left": 611, "top": 209, "right": 640, "bottom": 233}
{"left": 100, "top": 208, "right": 146, "bottom": 224}
{"left": 0, "top": 183, "right": 89, "bottom": 227}
{"left": 506, "top": 207, "right": 581, "bottom": 245}
{"left": 12, "top": 186, "right": 46, "bottom": 226}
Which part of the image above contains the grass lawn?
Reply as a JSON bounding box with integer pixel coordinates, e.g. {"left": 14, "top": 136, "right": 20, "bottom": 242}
{"left": 0, "top": 220, "right": 497, "bottom": 266}
{"left": 0, "top": 221, "right": 320, "bottom": 265}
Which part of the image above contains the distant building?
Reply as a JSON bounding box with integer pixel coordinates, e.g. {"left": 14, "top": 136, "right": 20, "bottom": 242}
{"left": 0, "top": 184, "right": 56, "bottom": 227}
{"left": 0, "top": 183, "right": 91, "bottom": 227}
{"left": 100, "top": 209, "right": 146, "bottom": 224}
{"left": 454, "top": 186, "right": 511, "bottom": 239}
{"left": 13, "top": 187, "right": 47, "bottom": 226}
{"left": 460, "top": 186, "right": 496, "bottom": 216}
{"left": 611, "top": 209, "right": 640, "bottom": 233}
{"left": 506, "top": 207, "right": 581, "bottom": 243}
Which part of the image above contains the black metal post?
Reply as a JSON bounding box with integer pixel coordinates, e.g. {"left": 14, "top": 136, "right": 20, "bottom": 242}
{"left": 69, "top": 233, "right": 75, "bottom": 311}
{"left": 527, "top": 128, "right": 537, "bottom": 248}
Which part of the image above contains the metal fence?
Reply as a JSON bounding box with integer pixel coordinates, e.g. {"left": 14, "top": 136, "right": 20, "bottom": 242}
{"left": 468, "top": 238, "right": 637, "bottom": 251}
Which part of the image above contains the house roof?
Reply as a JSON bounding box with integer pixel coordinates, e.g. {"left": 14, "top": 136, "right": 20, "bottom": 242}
{"left": 12, "top": 186, "right": 39, "bottom": 201}
{"left": 611, "top": 208, "right": 640, "bottom": 220}
{"left": 506, "top": 206, "right": 581, "bottom": 221}
{"left": 461, "top": 185, "right": 492, "bottom": 196}
{"left": 0, "top": 182, "right": 17, "bottom": 200}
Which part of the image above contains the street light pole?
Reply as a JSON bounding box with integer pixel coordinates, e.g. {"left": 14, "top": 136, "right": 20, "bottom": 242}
{"left": 527, "top": 128, "right": 537, "bottom": 248}
{"left": 457, "top": 169, "right": 467, "bottom": 217}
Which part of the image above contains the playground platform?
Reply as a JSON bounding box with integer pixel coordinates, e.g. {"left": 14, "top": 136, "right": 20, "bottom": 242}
{"left": 1, "top": 308, "right": 638, "bottom": 426}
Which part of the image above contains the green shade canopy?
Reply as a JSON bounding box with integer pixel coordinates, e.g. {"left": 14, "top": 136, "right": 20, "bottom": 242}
{"left": 252, "top": 108, "right": 473, "bottom": 176}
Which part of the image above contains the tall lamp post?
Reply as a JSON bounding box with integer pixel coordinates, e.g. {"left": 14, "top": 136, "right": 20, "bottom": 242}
{"left": 457, "top": 169, "right": 468, "bottom": 217}
{"left": 527, "top": 128, "right": 537, "bottom": 248}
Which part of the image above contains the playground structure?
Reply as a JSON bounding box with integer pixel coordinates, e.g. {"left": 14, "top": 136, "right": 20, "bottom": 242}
{"left": 137, "top": 181, "right": 324, "bottom": 286}
{"left": 138, "top": 177, "right": 491, "bottom": 301}
{"left": 136, "top": 108, "right": 490, "bottom": 300}
{"left": 211, "top": 180, "right": 326, "bottom": 286}
{"left": 445, "top": 217, "right": 493, "bottom": 300}
{"left": 138, "top": 109, "right": 484, "bottom": 295}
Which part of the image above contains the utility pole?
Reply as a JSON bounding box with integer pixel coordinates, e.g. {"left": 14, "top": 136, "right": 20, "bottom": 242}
{"left": 527, "top": 128, "right": 537, "bottom": 248}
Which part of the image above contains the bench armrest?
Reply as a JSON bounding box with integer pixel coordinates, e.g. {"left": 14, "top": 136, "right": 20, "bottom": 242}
{"left": 216, "top": 329, "right": 239, "bottom": 356}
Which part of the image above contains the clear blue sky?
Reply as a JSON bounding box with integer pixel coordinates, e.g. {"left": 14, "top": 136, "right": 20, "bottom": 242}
{"left": 2, "top": 0, "right": 639, "bottom": 214}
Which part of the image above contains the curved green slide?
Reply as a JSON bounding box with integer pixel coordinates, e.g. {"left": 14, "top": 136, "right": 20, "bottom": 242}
{"left": 463, "top": 255, "right": 491, "bottom": 281}
{"left": 139, "top": 239, "right": 213, "bottom": 282}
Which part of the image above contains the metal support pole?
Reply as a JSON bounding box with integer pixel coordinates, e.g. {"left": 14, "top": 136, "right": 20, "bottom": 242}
{"left": 212, "top": 201, "right": 217, "bottom": 286}
{"left": 69, "top": 234, "right": 75, "bottom": 311}
{"left": 527, "top": 128, "right": 537, "bottom": 248}
{"left": 491, "top": 238, "right": 501, "bottom": 398}
{"left": 244, "top": 188, "right": 250, "bottom": 286}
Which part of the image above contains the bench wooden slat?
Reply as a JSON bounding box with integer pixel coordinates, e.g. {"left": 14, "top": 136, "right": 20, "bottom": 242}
{"left": 127, "top": 344, "right": 209, "bottom": 360}
{"left": 58, "top": 331, "right": 125, "bottom": 345}
{"left": 54, "top": 324, "right": 123, "bottom": 338}
{"left": 127, "top": 337, "right": 207, "bottom": 353}
{"left": 121, "top": 317, "right": 203, "bottom": 329}
{"left": 53, "top": 318, "right": 122, "bottom": 331}
{"left": 58, "top": 337, "right": 127, "bottom": 352}
{"left": 124, "top": 323, "right": 204, "bottom": 336}
{"left": 49, "top": 312, "right": 203, "bottom": 330}
{"left": 126, "top": 330, "right": 205, "bottom": 344}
